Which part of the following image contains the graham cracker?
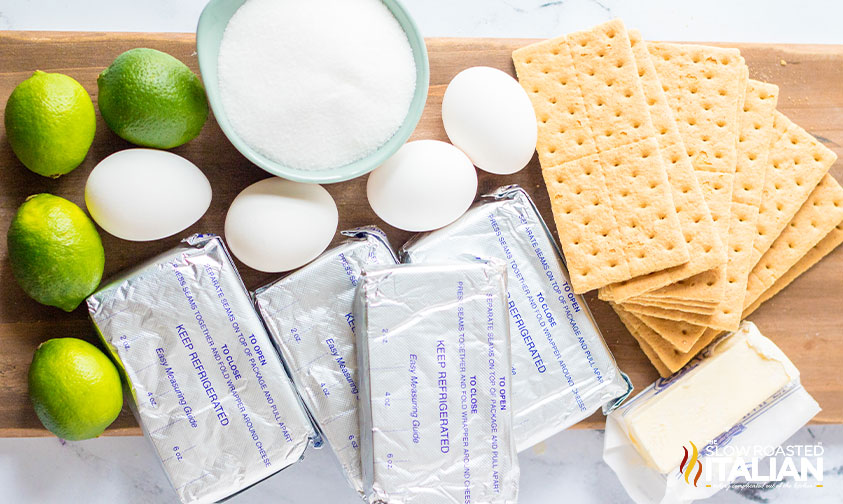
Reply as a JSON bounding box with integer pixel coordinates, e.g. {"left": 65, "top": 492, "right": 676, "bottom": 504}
{"left": 627, "top": 298, "right": 717, "bottom": 315}
{"left": 631, "top": 177, "right": 840, "bottom": 367}
{"left": 621, "top": 81, "right": 779, "bottom": 331}
{"left": 733, "top": 81, "right": 780, "bottom": 207}
{"left": 696, "top": 171, "right": 736, "bottom": 248}
{"left": 634, "top": 312, "right": 708, "bottom": 352}
{"left": 647, "top": 41, "right": 748, "bottom": 197}
{"left": 622, "top": 302, "right": 704, "bottom": 321}
{"left": 744, "top": 221, "right": 843, "bottom": 317}
{"left": 624, "top": 203, "right": 769, "bottom": 330}
{"left": 743, "top": 173, "right": 843, "bottom": 310}
{"left": 633, "top": 43, "right": 749, "bottom": 304}
{"left": 597, "top": 31, "right": 724, "bottom": 302}
{"left": 646, "top": 42, "right": 747, "bottom": 175}
{"left": 612, "top": 304, "right": 674, "bottom": 377}
{"left": 750, "top": 111, "right": 838, "bottom": 270}
{"left": 696, "top": 81, "right": 779, "bottom": 327}
{"left": 612, "top": 303, "right": 721, "bottom": 376}
{"left": 607, "top": 44, "right": 749, "bottom": 304}
{"left": 633, "top": 296, "right": 717, "bottom": 308}
{"left": 513, "top": 20, "right": 689, "bottom": 293}
{"left": 633, "top": 172, "right": 732, "bottom": 303}
{"left": 636, "top": 78, "right": 775, "bottom": 306}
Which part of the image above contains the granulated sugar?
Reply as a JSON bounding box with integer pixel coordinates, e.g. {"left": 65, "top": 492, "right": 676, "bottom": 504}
{"left": 218, "top": 0, "right": 417, "bottom": 171}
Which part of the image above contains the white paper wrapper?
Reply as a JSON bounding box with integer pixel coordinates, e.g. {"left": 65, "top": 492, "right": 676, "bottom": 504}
{"left": 604, "top": 321, "right": 821, "bottom": 504}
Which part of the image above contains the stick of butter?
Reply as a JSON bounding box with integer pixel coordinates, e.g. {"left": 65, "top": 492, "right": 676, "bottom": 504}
{"left": 625, "top": 327, "right": 798, "bottom": 473}
{"left": 604, "top": 321, "right": 820, "bottom": 504}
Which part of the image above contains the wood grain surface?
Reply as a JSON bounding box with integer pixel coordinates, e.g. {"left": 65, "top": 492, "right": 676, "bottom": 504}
{"left": 0, "top": 33, "right": 840, "bottom": 437}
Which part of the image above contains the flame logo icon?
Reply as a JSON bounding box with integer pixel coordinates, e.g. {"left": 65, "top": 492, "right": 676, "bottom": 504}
{"left": 679, "top": 441, "right": 703, "bottom": 487}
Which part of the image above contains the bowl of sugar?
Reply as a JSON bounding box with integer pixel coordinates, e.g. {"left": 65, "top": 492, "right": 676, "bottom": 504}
{"left": 197, "top": 0, "right": 429, "bottom": 184}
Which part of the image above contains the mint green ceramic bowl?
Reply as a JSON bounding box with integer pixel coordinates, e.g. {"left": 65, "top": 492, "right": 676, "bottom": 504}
{"left": 196, "top": 0, "right": 429, "bottom": 184}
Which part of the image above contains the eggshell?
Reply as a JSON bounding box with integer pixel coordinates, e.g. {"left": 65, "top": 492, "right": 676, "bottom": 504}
{"left": 85, "top": 149, "right": 212, "bottom": 241}
{"left": 225, "top": 178, "right": 338, "bottom": 272}
{"left": 367, "top": 140, "right": 477, "bottom": 232}
{"left": 442, "top": 66, "right": 537, "bottom": 175}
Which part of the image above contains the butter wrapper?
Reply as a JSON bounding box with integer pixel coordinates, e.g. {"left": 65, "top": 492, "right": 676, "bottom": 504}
{"left": 401, "top": 185, "right": 631, "bottom": 450}
{"left": 354, "top": 261, "right": 519, "bottom": 504}
{"left": 604, "top": 321, "right": 821, "bottom": 504}
{"left": 254, "top": 227, "right": 397, "bottom": 496}
{"left": 87, "top": 235, "right": 317, "bottom": 504}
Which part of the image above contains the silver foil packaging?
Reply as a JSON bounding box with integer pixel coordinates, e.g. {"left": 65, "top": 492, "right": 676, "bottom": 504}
{"left": 87, "top": 235, "right": 316, "bottom": 504}
{"left": 354, "top": 261, "right": 519, "bottom": 504}
{"left": 254, "top": 227, "right": 397, "bottom": 496}
{"left": 401, "top": 185, "right": 631, "bottom": 451}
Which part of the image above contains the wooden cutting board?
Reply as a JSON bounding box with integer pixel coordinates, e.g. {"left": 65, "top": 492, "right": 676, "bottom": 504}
{"left": 0, "top": 32, "right": 840, "bottom": 437}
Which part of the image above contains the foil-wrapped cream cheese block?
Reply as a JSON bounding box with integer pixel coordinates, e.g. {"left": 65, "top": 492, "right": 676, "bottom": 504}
{"left": 401, "top": 185, "right": 630, "bottom": 450}
{"left": 354, "top": 261, "right": 520, "bottom": 504}
{"left": 604, "top": 321, "right": 820, "bottom": 504}
{"left": 254, "top": 227, "right": 397, "bottom": 495}
{"left": 87, "top": 235, "right": 317, "bottom": 504}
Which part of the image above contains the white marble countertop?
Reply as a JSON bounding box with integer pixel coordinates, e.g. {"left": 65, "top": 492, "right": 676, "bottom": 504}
{"left": 3, "top": 0, "right": 843, "bottom": 43}
{"left": 1, "top": 1, "right": 841, "bottom": 503}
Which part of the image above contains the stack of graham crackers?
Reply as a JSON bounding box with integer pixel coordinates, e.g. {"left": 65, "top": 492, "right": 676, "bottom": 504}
{"left": 512, "top": 19, "right": 842, "bottom": 377}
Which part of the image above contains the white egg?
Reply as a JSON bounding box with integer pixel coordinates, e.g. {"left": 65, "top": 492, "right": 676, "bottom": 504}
{"left": 367, "top": 140, "right": 477, "bottom": 232}
{"left": 85, "top": 149, "right": 212, "bottom": 241}
{"left": 442, "top": 66, "right": 537, "bottom": 175}
{"left": 225, "top": 178, "right": 338, "bottom": 273}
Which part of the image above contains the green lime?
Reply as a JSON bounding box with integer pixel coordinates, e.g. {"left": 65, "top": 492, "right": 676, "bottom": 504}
{"left": 7, "top": 194, "right": 105, "bottom": 312}
{"left": 97, "top": 48, "right": 209, "bottom": 149}
{"left": 4, "top": 71, "right": 96, "bottom": 178}
{"left": 29, "top": 338, "right": 123, "bottom": 440}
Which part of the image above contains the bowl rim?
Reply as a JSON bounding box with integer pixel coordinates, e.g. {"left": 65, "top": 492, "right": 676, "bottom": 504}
{"left": 196, "top": 0, "right": 429, "bottom": 184}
